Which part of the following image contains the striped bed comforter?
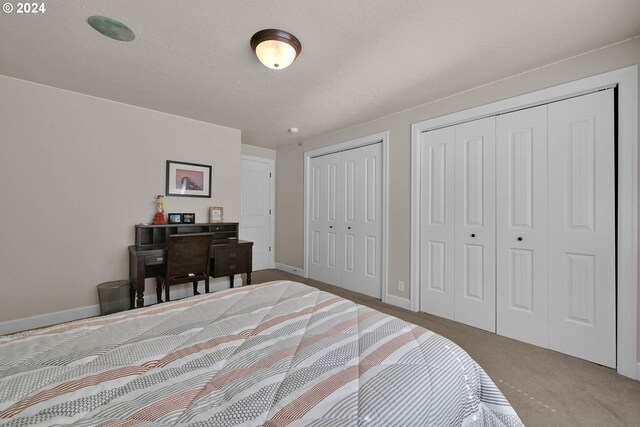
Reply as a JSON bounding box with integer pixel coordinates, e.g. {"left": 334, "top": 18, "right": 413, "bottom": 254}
{"left": 0, "top": 280, "right": 523, "bottom": 426}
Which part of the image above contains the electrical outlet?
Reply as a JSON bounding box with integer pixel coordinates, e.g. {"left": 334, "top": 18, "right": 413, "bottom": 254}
{"left": 397, "top": 280, "right": 405, "bottom": 292}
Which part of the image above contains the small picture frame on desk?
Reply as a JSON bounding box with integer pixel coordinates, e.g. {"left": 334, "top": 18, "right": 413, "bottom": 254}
{"left": 167, "top": 213, "right": 183, "bottom": 224}
{"left": 182, "top": 213, "right": 195, "bottom": 224}
{"left": 209, "top": 207, "right": 223, "bottom": 223}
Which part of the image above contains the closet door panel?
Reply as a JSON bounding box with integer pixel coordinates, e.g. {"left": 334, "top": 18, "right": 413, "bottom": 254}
{"left": 548, "top": 89, "right": 616, "bottom": 368}
{"left": 454, "top": 117, "right": 496, "bottom": 332}
{"left": 340, "top": 152, "right": 359, "bottom": 291}
{"left": 308, "top": 156, "right": 326, "bottom": 282}
{"left": 496, "top": 105, "right": 549, "bottom": 347}
{"left": 308, "top": 154, "right": 342, "bottom": 285}
{"left": 419, "top": 127, "right": 455, "bottom": 318}
{"left": 346, "top": 143, "right": 382, "bottom": 298}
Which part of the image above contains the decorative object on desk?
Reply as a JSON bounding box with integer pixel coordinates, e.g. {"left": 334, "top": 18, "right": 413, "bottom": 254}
{"left": 182, "top": 213, "right": 195, "bottom": 224}
{"left": 167, "top": 213, "right": 183, "bottom": 224}
{"left": 166, "top": 160, "right": 212, "bottom": 198}
{"left": 152, "top": 195, "right": 166, "bottom": 225}
{"left": 209, "top": 207, "right": 224, "bottom": 223}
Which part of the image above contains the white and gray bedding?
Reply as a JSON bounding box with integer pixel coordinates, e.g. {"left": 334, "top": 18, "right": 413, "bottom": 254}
{"left": 0, "top": 280, "right": 523, "bottom": 426}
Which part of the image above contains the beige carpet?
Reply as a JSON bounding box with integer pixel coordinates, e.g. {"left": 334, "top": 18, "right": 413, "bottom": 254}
{"left": 251, "top": 269, "right": 640, "bottom": 427}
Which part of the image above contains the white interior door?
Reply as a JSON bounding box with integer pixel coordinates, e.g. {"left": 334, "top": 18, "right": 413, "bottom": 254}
{"left": 454, "top": 117, "right": 496, "bottom": 332}
{"left": 548, "top": 89, "right": 616, "bottom": 368}
{"left": 240, "top": 157, "right": 273, "bottom": 271}
{"left": 340, "top": 143, "right": 383, "bottom": 298}
{"left": 308, "top": 153, "right": 341, "bottom": 285}
{"left": 419, "top": 126, "right": 455, "bottom": 318}
{"left": 496, "top": 105, "right": 549, "bottom": 347}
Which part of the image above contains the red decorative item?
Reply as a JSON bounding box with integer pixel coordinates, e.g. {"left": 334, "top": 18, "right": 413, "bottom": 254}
{"left": 152, "top": 212, "right": 166, "bottom": 225}
{"left": 152, "top": 195, "right": 166, "bottom": 224}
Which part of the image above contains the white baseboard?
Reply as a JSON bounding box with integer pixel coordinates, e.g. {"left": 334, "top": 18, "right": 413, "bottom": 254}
{"left": 384, "top": 293, "right": 412, "bottom": 310}
{"left": 275, "top": 263, "right": 305, "bottom": 278}
{"left": 0, "top": 304, "right": 101, "bottom": 336}
{"left": 0, "top": 276, "right": 241, "bottom": 337}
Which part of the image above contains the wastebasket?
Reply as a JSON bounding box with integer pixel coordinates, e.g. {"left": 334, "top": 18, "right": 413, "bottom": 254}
{"left": 97, "top": 280, "right": 131, "bottom": 315}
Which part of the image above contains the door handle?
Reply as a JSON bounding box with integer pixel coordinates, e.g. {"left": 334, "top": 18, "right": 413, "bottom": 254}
{"left": 348, "top": 226, "right": 352, "bottom": 230}
{"left": 329, "top": 225, "right": 333, "bottom": 228}
{"left": 517, "top": 237, "right": 523, "bottom": 241}
{"left": 470, "top": 233, "right": 476, "bottom": 238}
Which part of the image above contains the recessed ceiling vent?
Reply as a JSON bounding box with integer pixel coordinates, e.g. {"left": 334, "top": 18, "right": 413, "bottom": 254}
{"left": 88, "top": 16, "right": 135, "bottom": 42}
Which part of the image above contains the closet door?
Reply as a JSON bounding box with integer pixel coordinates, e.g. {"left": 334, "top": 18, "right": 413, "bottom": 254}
{"left": 548, "top": 89, "right": 616, "bottom": 368}
{"left": 496, "top": 105, "right": 549, "bottom": 347}
{"left": 340, "top": 143, "right": 383, "bottom": 298}
{"left": 308, "top": 153, "right": 342, "bottom": 285}
{"left": 454, "top": 117, "right": 496, "bottom": 332}
{"left": 419, "top": 127, "right": 455, "bottom": 318}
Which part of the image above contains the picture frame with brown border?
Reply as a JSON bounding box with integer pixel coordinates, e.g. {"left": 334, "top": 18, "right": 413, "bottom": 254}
{"left": 209, "top": 207, "right": 223, "bottom": 223}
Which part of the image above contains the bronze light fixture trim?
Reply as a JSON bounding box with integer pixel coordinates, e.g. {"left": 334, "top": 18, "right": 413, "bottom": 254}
{"left": 250, "top": 29, "right": 302, "bottom": 70}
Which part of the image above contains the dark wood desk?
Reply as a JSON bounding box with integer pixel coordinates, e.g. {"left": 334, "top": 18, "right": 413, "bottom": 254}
{"left": 128, "top": 223, "right": 252, "bottom": 308}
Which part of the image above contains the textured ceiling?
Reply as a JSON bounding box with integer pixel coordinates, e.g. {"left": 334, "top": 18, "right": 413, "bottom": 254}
{"left": 1, "top": 0, "right": 639, "bottom": 149}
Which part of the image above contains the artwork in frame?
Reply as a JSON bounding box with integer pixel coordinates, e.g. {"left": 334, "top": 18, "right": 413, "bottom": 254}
{"left": 166, "top": 160, "right": 212, "bottom": 198}
{"left": 167, "top": 213, "right": 183, "bottom": 224}
{"left": 209, "top": 207, "right": 224, "bottom": 223}
{"left": 182, "top": 213, "right": 195, "bottom": 224}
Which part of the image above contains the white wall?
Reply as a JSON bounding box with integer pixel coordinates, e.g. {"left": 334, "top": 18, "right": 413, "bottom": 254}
{"left": 241, "top": 144, "right": 276, "bottom": 160}
{"left": 275, "top": 37, "right": 640, "bottom": 354}
{"left": 0, "top": 76, "right": 241, "bottom": 324}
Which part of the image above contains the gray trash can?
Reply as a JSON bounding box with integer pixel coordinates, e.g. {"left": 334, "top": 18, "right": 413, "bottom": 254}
{"left": 97, "top": 280, "right": 131, "bottom": 315}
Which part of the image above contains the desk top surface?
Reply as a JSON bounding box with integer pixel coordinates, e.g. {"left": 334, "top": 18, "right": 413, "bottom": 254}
{"left": 129, "top": 239, "right": 253, "bottom": 254}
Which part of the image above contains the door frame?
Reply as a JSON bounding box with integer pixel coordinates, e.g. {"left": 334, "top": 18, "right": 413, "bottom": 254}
{"left": 410, "top": 65, "right": 638, "bottom": 379}
{"left": 240, "top": 154, "right": 275, "bottom": 269}
{"left": 303, "top": 132, "right": 389, "bottom": 303}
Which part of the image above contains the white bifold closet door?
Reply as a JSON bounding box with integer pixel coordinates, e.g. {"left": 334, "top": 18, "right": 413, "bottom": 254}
{"left": 453, "top": 117, "right": 496, "bottom": 332}
{"left": 419, "top": 118, "right": 496, "bottom": 332}
{"left": 496, "top": 105, "right": 549, "bottom": 347}
{"left": 419, "top": 89, "right": 615, "bottom": 366}
{"left": 308, "top": 143, "right": 383, "bottom": 298}
{"left": 419, "top": 126, "right": 455, "bottom": 318}
{"left": 308, "top": 152, "right": 341, "bottom": 285}
{"left": 547, "top": 90, "right": 616, "bottom": 367}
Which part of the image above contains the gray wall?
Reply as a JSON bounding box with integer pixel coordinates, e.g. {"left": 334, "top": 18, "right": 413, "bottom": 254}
{"left": 0, "top": 76, "right": 241, "bottom": 323}
{"left": 275, "top": 37, "right": 640, "bottom": 351}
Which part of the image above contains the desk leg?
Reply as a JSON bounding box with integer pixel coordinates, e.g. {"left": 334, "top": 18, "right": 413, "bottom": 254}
{"left": 229, "top": 275, "right": 234, "bottom": 288}
{"left": 130, "top": 254, "right": 146, "bottom": 308}
{"left": 246, "top": 272, "right": 252, "bottom": 286}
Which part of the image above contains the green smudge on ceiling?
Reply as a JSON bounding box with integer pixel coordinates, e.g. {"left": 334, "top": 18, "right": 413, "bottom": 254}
{"left": 88, "top": 16, "right": 135, "bottom": 42}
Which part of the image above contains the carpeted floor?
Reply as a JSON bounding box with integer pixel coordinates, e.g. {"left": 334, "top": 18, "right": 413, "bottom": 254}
{"left": 251, "top": 269, "right": 640, "bottom": 427}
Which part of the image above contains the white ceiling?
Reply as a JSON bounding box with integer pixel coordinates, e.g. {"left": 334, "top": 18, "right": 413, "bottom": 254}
{"left": 1, "top": 1, "right": 639, "bottom": 149}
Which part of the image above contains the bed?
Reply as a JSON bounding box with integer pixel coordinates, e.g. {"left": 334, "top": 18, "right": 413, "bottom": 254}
{"left": 0, "top": 280, "right": 523, "bottom": 426}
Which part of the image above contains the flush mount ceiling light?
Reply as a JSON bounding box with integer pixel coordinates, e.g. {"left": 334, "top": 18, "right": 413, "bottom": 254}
{"left": 88, "top": 16, "right": 135, "bottom": 42}
{"left": 250, "top": 29, "right": 301, "bottom": 70}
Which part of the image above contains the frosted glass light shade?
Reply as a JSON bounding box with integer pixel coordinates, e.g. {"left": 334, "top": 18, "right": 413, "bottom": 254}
{"left": 255, "top": 40, "right": 297, "bottom": 69}
{"left": 250, "top": 29, "right": 302, "bottom": 70}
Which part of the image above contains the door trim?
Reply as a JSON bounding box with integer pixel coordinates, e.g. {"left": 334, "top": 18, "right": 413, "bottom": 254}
{"left": 303, "top": 132, "right": 389, "bottom": 303}
{"left": 241, "top": 154, "right": 275, "bottom": 269}
{"left": 410, "top": 65, "right": 638, "bottom": 379}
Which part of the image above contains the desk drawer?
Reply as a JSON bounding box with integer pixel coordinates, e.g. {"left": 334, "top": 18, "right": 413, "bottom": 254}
{"left": 145, "top": 255, "right": 165, "bottom": 265}
{"left": 214, "top": 247, "right": 248, "bottom": 276}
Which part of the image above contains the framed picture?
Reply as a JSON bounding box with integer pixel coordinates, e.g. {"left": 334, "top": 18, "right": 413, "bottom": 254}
{"left": 165, "top": 160, "right": 212, "bottom": 198}
{"left": 167, "top": 213, "right": 183, "bottom": 224}
{"left": 182, "top": 213, "right": 195, "bottom": 224}
{"left": 209, "top": 207, "right": 224, "bottom": 223}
